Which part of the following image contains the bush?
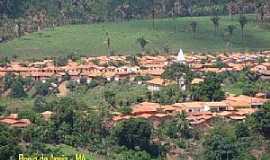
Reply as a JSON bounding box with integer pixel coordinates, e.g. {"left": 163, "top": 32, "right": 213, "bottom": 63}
{"left": 10, "top": 79, "right": 27, "bottom": 98}
{"left": 112, "top": 118, "right": 152, "bottom": 151}
{"left": 35, "top": 82, "right": 50, "bottom": 96}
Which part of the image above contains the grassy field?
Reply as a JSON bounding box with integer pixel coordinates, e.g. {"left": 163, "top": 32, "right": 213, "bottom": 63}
{"left": 46, "top": 144, "right": 104, "bottom": 160}
{"left": 0, "top": 15, "right": 270, "bottom": 59}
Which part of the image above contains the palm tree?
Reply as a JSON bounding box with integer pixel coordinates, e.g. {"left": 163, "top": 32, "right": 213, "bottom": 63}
{"left": 211, "top": 16, "right": 220, "bottom": 35}
{"left": 171, "top": 7, "right": 177, "bottom": 32}
{"left": 225, "top": 25, "right": 236, "bottom": 48}
{"left": 152, "top": 0, "right": 156, "bottom": 30}
{"left": 175, "top": 111, "right": 190, "bottom": 138}
{"left": 227, "top": 25, "right": 236, "bottom": 37}
{"left": 190, "top": 21, "right": 198, "bottom": 38}
{"left": 105, "top": 32, "right": 111, "bottom": 56}
{"left": 239, "top": 15, "right": 248, "bottom": 40}
{"left": 256, "top": 2, "right": 265, "bottom": 24}
{"left": 136, "top": 36, "right": 149, "bottom": 53}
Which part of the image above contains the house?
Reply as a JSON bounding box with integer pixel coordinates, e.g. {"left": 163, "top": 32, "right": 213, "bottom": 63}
{"left": 257, "top": 70, "right": 270, "bottom": 81}
{"left": 187, "top": 112, "right": 213, "bottom": 126}
{"left": 10, "top": 119, "right": 31, "bottom": 127}
{"left": 224, "top": 95, "right": 268, "bottom": 109}
{"left": 0, "top": 114, "right": 31, "bottom": 128}
{"left": 174, "top": 102, "right": 206, "bottom": 113}
{"left": 140, "top": 69, "right": 165, "bottom": 78}
{"left": 146, "top": 78, "right": 176, "bottom": 92}
{"left": 251, "top": 64, "right": 268, "bottom": 72}
{"left": 131, "top": 102, "right": 161, "bottom": 115}
{"left": 161, "top": 105, "right": 178, "bottom": 114}
{"left": 41, "top": 111, "right": 54, "bottom": 121}
{"left": 191, "top": 78, "right": 204, "bottom": 85}
{"left": 204, "top": 102, "right": 228, "bottom": 112}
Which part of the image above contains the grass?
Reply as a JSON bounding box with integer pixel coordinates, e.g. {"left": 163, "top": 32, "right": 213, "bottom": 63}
{"left": 222, "top": 82, "right": 243, "bottom": 95}
{"left": 46, "top": 144, "right": 104, "bottom": 160}
{"left": 0, "top": 97, "right": 34, "bottom": 112}
{"left": 0, "top": 15, "right": 270, "bottom": 59}
{"left": 71, "top": 82, "right": 148, "bottom": 107}
{"left": 2, "top": 82, "right": 148, "bottom": 112}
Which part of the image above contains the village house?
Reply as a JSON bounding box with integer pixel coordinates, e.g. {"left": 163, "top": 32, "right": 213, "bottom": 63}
{"left": 146, "top": 78, "right": 176, "bottom": 92}
{"left": 111, "top": 94, "right": 268, "bottom": 126}
{"left": 41, "top": 111, "right": 54, "bottom": 121}
{"left": 0, "top": 51, "right": 268, "bottom": 84}
{"left": 0, "top": 113, "right": 31, "bottom": 128}
{"left": 223, "top": 95, "right": 268, "bottom": 109}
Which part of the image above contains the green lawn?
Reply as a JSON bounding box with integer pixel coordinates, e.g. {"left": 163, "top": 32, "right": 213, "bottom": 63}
{"left": 46, "top": 144, "right": 104, "bottom": 160}
{"left": 0, "top": 15, "right": 270, "bottom": 59}
{"left": 0, "top": 97, "right": 34, "bottom": 112}
{"left": 71, "top": 82, "right": 148, "bottom": 107}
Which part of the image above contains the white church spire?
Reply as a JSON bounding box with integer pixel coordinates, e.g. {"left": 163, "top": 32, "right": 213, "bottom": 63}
{"left": 177, "top": 49, "right": 185, "bottom": 64}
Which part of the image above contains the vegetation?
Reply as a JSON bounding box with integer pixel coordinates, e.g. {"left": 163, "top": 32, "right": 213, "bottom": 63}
{"left": 1, "top": 15, "right": 270, "bottom": 59}
{"left": 191, "top": 73, "right": 225, "bottom": 101}
{"left": 1, "top": 0, "right": 270, "bottom": 159}
{"left": 0, "top": 74, "right": 269, "bottom": 159}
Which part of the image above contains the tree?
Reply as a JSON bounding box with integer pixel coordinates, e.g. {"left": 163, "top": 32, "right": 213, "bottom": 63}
{"left": 215, "top": 57, "right": 227, "bottom": 69}
{"left": 136, "top": 36, "right": 149, "bottom": 53}
{"left": 153, "top": 84, "right": 184, "bottom": 105}
{"left": 0, "top": 56, "right": 10, "bottom": 67}
{"left": 152, "top": 0, "right": 156, "bottom": 30}
{"left": 162, "top": 63, "right": 193, "bottom": 89}
{"left": 227, "top": 1, "right": 239, "bottom": 19}
{"left": 249, "top": 102, "right": 270, "bottom": 138}
{"left": 0, "top": 104, "right": 7, "bottom": 115}
{"left": 54, "top": 56, "right": 68, "bottom": 66}
{"left": 49, "top": 97, "right": 87, "bottom": 144}
{"left": 227, "top": 25, "right": 236, "bottom": 37}
{"left": 106, "top": 32, "right": 112, "bottom": 56}
{"left": 33, "top": 96, "right": 48, "bottom": 113}
{"left": 104, "top": 90, "right": 116, "bottom": 108}
{"left": 112, "top": 118, "right": 152, "bottom": 150}
{"left": 126, "top": 55, "right": 138, "bottom": 66}
{"left": 190, "top": 21, "right": 198, "bottom": 38}
{"left": 35, "top": 82, "right": 50, "bottom": 96}
{"left": 203, "top": 125, "right": 238, "bottom": 160}
{"left": 163, "top": 112, "right": 192, "bottom": 139}
{"left": 18, "top": 110, "right": 41, "bottom": 123}
{"left": 256, "top": 2, "right": 265, "bottom": 24}
{"left": 191, "top": 73, "right": 225, "bottom": 101}
{"left": 239, "top": 15, "right": 248, "bottom": 40}
{"left": 3, "top": 73, "right": 14, "bottom": 90}
{"left": 10, "top": 79, "right": 26, "bottom": 98}
{"left": 211, "top": 16, "right": 220, "bottom": 35}
{"left": 0, "top": 125, "right": 22, "bottom": 160}
{"left": 235, "top": 122, "right": 250, "bottom": 138}
{"left": 113, "top": 149, "right": 153, "bottom": 160}
{"left": 242, "top": 82, "right": 258, "bottom": 96}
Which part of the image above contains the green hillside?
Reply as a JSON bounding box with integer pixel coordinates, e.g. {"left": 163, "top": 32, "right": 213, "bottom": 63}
{"left": 1, "top": 15, "right": 270, "bottom": 59}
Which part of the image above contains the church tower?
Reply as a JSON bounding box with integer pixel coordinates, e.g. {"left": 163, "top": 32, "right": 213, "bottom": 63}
{"left": 177, "top": 49, "right": 186, "bottom": 64}
{"left": 177, "top": 49, "right": 186, "bottom": 91}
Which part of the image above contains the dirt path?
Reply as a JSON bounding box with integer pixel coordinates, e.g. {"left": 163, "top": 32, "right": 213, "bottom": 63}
{"left": 57, "top": 81, "right": 70, "bottom": 97}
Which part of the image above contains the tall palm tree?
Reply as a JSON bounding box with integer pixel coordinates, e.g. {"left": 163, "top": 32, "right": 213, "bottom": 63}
{"left": 239, "top": 15, "right": 248, "bottom": 40}
{"left": 211, "top": 16, "right": 220, "bottom": 35}
{"left": 152, "top": 0, "right": 156, "bottom": 30}
{"left": 136, "top": 36, "right": 149, "bottom": 53}
{"left": 105, "top": 32, "right": 111, "bottom": 56}
{"left": 227, "top": 25, "right": 236, "bottom": 37}
{"left": 190, "top": 21, "right": 198, "bottom": 38}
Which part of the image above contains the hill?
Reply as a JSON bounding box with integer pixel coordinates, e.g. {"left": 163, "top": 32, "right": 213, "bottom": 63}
{"left": 0, "top": 15, "right": 270, "bottom": 59}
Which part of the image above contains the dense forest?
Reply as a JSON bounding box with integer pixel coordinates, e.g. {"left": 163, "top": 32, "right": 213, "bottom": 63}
{"left": 1, "top": 0, "right": 236, "bottom": 19}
